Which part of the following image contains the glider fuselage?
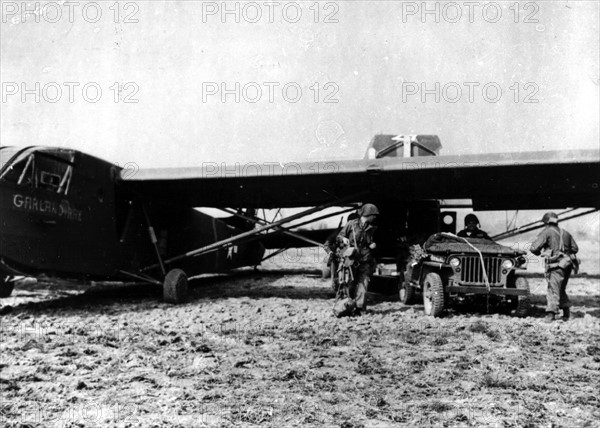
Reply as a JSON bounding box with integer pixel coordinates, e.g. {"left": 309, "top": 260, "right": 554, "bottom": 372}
{"left": 0, "top": 147, "right": 265, "bottom": 282}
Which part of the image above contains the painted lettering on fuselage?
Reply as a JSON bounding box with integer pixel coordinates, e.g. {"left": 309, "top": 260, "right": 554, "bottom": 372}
{"left": 12, "top": 194, "right": 82, "bottom": 222}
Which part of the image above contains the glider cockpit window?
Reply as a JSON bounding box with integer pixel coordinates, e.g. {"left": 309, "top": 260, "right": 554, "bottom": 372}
{"left": 40, "top": 170, "right": 62, "bottom": 191}
{"left": 0, "top": 152, "right": 36, "bottom": 187}
{"left": 0, "top": 150, "right": 75, "bottom": 194}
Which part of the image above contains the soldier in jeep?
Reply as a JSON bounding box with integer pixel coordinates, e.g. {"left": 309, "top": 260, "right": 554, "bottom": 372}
{"left": 457, "top": 214, "right": 492, "bottom": 240}
{"left": 530, "top": 212, "right": 579, "bottom": 322}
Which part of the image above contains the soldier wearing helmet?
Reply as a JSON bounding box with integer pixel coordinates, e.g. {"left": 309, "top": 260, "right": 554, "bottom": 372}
{"left": 530, "top": 211, "right": 579, "bottom": 322}
{"left": 336, "top": 203, "right": 379, "bottom": 315}
{"left": 323, "top": 210, "right": 359, "bottom": 293}
{"left": 457, "top": 214, "right": 492, "bottom": 240}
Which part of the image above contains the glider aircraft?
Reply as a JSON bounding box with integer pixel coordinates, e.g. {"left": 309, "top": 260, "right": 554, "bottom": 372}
{"left": 0, "top": 135, "right": 598, "bottom": 303}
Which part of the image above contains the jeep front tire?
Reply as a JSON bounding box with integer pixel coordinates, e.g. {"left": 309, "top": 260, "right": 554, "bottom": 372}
{"left": 423, "top": 272, "right": 445, "bottom": 317}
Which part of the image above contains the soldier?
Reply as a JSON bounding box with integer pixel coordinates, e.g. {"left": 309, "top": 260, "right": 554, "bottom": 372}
{"left": 337, "top": 203, "right": 379, "bottom": 315}
{"left": 457, "top": 214, "right": 492, "bottom": 240}
{"left": 323, "top": 211, "right": 359, "bottom": 293}
{"left": 529, "top": 212, "right": 579, "bottom": 322}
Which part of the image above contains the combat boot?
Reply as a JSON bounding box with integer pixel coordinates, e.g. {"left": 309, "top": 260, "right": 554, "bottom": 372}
{"left": 562, "top": 307, "right": 570, "bottom": 321}
{"left": 544, "top": 312, "right": 556, "bottom": 323}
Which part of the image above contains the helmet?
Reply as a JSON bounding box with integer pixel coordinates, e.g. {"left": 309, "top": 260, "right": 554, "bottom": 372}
{"left": 464, "top": 214, "right": 480, "bottom": 226}
{"left": 542, "top": 212, "right": 559, "bottom": 225}
{"left": 360, "top": 203, "right": 379, "bottom": 217}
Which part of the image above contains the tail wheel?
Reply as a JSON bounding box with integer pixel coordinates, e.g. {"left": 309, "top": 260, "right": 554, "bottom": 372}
{"left": 399, "top": 275, "right": 418, "bottom": 305}
{"left": 422, "top": 272, "right": 445, "bottom": 317}
{"left": 163, "top": 269, "right": 188, "bottom": 304}
{"left": 0, "top": 276, "right": 15, "bottom": 298}
{"left": 513, "top": 276, "right": 531, "bottom": 317}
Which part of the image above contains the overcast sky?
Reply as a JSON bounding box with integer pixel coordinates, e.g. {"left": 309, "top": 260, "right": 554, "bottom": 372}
{"left": 1, "top": 1, "right": 598, "bottom": 168}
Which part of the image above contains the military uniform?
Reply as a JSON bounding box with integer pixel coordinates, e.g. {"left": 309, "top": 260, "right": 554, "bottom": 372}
{"left": 337, "top": 218, "right": 377, "bottom": 311}
{"left": 530, "top": 223, "right": 579, "bottom": 319}
{"left": 457, "top": 214, "right": 492, "bottom": 240}
{"left": 323, "top": 213, "right": 359, "bottom": 293}
{"left": 457, "top": 228, "right": 491, "bottom": 240}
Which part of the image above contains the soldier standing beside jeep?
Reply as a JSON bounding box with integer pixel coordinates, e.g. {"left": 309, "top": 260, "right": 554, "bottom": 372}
{"left": 530, "top": 212, "right": 579, "bottom": 322}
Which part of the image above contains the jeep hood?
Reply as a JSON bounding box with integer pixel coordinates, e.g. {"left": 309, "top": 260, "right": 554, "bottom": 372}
{"left": 424, "top": 233, "right": 523, "bottom": 256}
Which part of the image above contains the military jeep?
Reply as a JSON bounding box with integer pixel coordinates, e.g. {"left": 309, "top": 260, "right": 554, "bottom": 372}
{"left": 399, "top": 233, "right": 531, "bottom": 317}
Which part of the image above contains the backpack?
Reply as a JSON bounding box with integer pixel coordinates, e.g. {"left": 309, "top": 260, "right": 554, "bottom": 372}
{"left": 550, "top": 228, "right": 580, "bottom": 273}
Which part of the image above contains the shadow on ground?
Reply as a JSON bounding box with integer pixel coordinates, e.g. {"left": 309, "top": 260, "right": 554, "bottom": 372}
{"left": 1, "top": 269, "right": 339, "bottom": 316}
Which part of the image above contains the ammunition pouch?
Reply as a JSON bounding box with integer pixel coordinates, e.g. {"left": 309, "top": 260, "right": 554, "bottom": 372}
{"left": 546, "top": 252, "right": 577, "bottom": 272}
{"left": 557, "top": 254, "right": 572, "bottom": 270}
{"left": 342, "top": 247, "right": 358, "bottom": 267}
{"left": 545, "top": 227, "right": 579, "bottom": 274}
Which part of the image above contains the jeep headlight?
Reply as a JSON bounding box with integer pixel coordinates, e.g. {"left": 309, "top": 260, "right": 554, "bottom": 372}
{"left": 449, "top": 257, "right": 461, "bottom": 267}
{"left": 502, "top": 259, "right": 514, "bottom": 269}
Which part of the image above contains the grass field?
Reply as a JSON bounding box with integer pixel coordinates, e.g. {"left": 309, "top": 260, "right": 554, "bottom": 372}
{"left": 1, "top": 254, "right": 599, "bottom": 427}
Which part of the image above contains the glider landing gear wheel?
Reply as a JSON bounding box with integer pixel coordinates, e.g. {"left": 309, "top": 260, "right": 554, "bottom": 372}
{"left": 423, "top": 272, "right": 445, "bottom": 317}
{"left": 0, "top": 276, "right": 15, "bottom": 298}
{"left": 163, "top": 269, "right": 188, "bottom": 304}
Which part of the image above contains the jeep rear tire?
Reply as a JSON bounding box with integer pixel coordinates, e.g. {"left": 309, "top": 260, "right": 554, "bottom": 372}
{"left": 423, "top": 272, "right": 444, "bottom": 317}
{"left": 513, "top": 276, "right": 531, "bottom": 317}
{"left": 399, "top": 277, "right": 418, "bottom": 305}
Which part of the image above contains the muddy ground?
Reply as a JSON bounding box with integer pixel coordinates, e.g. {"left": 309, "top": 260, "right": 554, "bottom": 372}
{"left": 1, "top": 261, "right": 599, "bottom": 428}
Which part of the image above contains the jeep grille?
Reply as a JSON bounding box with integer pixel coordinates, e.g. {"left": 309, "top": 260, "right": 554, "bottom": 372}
{"left": 458, "top": 256, "right": 503, "bottom": 286}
